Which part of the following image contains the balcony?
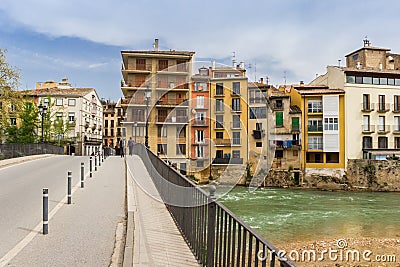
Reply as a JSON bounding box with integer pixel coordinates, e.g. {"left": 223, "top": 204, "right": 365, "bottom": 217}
{"left": 231, "top": 108, "right": 242, "bottom": 113}
{"left": 307, "top": 125, "right": 323, "bottom": 132}
{"left": 215, "top": 122, "right": 224, "bottom": 129}
{"left": 123, "top": 63, "right": 152, "bottom": 73}
{"left": 231, "top": 122, "right": 242, "bottom": 129}
{"left": 249, "top": 97, "right": 266, "bottom": 104}
{"left": 273, "top": 140, "right": 301, "bottom": 149}
{"left": 193, "top": 119, "right": 207, "bottom": 126}
{"left": 362, "top": 125, "right": 375, "bottom": 133}
{"left": 377, "top": 125, "right": 390, "bottom": 134}
{"left": 156, "top": 115, "right": 188, "bottom": 124}
{"left": 361, "top": 103, "right": 374, "bottom": 112}
{"left": 376, "top": 103, "right": 390, "bottom": 112}
{"left": 291, "top": 126, "right": 300, "bottom": 133}
{"left": 213, "top": 158, "right": 243, "bottom": 165}
{"left": 393, "top": 104, "right": 400, "bottom": 113}
{"left": 214, "top": 139, "right": 232, "bottom": 146}
{"left": 157, "top": 64, "right": 188, "bottom": 74}
{"left": 252, "top": 130, "right": 265, "bottom": 139}
{"left": 155, "top": 99, "right": 188, "bottom": 107}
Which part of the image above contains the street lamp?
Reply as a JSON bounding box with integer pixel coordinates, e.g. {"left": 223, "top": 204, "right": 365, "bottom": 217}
{"left": 144, "top": 86, "right": 151, "bottom": 149}
{"left": 38, "top": 104, "right": 48, "bottom": 143}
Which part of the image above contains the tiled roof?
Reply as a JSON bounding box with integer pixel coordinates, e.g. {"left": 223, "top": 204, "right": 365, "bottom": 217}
{"left": 295, "top": 88, "right": 345, "bottom": 95}
{"left": 24, "top": 87, "right": 94, "bottom": 97}
{"left": 121, "top": 50, "right": 195, "bottom": 56}
{"left": 289, "top": 105, "right": 302, "bottom": 114}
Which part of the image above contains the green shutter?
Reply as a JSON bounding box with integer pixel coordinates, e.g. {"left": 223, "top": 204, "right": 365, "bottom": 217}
{"left": 292, "top": 117, "right": 299, "bottom": 130}
{"left": 276, "top": 112, "right": 283, "bottom": 127}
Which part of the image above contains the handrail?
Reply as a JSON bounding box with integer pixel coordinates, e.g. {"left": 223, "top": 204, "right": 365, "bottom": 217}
{"left": 133, "top": 143, "right": 296, "bottom": 267}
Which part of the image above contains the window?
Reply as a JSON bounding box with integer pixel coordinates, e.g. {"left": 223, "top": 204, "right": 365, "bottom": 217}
{"left": 378, "top": 137, "right": 388, "bottom": 149}
{"left": 196, "top": 146, "right": 204, "bottom": 158}
{"left": 326, "top": 153, "right": 339, "bottom": 163}
{"left": 276, "top": 112, "right": 283, "bottom": 127}
{"left": 157, "top": 126, "right": 167, "bottom": 137}
{"left": 133, "top": 126, "right": 145, "bottom": 137}
{"left": 232, "top": 82, "right": 240, "bottom": 95}
{"left": 275, "top": 150, "right": 283, "bottom": 158}
{"left": 232, "top": 132, "right": 240, "bottom": 145}
{"left": 157, "top": 144, "right": 167, "bottom": 154}
{"left": 274, "top": 99, "right": 283, "bottom": 109}
{"left": 196, "top": 130, "right": 205, "bottom": 143}
{"left": 308, "top": 136, "right": 323, "bottom": 150}
{"left": 308, "top": 119, "right": 323, "bottom": 132}
{"left": 363, "top": 136, "right": 372, "bottom": 149}
{"left": 355, "top": 76, "right": 363, "bottom": 84}
{"left": 216, "top": 99, "right": 224, "bottom": 112}
{"left": 216, "top": 83, "right": 224, "bottom": 95}
{"left": 363, "top": 77, "right": 372, "bottom": 84}
{"left": 346, "top": 75, "right": 355, "bottom": 83}
{"left": 177, "top": 60, "right": 187, "bottom": 72}
{"left": 10, "top": 118, "right": 16, "bottom": 126}
{"left": 104, "top": 129, "right": 108, "bottom": 136}
{"left": 111, "top": 129, "right": 114, "bottom": 137}
{"left": 395, "top": 137, "right": 400, "bottom": 149}
{"left": 395, "top": 116, "right": 400, "bottom": 132}
{"left": 176, "top": 144, "right": 186, "bottom": 155}
{"left": 136, "top": 58, "right": 146, "bottom": 70}
{"left": 256, "top": 142, "right": 262, "bottom": 147}
{"left": 68, "top": 112, "right": 75, "bottom": 123}
{"left": 308, "top": 100, "right": 322, "bottom": 113}
{"left": 111, "top": 120, "right": 114, "bottom": 128}
{"left": 177, "top": 126, "right": 186, "bottom": 138}
{"left": 68, "top": 99, "right": 76, "bottom": 106}
{"left": 232, "top": 115, "right": 241, "bottom": 128}
{"left": 196, "top": 160, "right": 204, "bottom": 167}
{"left": 105, "top": 120, "right": 108, "bottom": 127}
{"left": 256, "top": 123, "right": 263, "bottom": 131}
{"left": 216, "top": 150, "right": 223, "bottom": 158}
{"left": 388, "top": 78, "right": 395, "bottom": 86}
{"left": 195, "top": 82, "right": 207, "bottom": 91}
{"left": 196, "top": 112, "right": 206, "bottom": 122}
{"left": 56, "top": 98, "right": 63, "bottom": 106}
{"left": 363, "top": 115, "right": 370, "bottom": 131}
{"left": 216, "top": 132, "right": 223, "bottom": 139}
{"left": 306, "top": 152, "right": 323, "bottom": 163}
{"left": 216, "top": 115, "right": 224, "bottom": 128}
{"left": 250, "top": 107, "right": 267, "bottom": 119}
{"left": 232, "top": 98, "right": 241, "bottom": 111}
{"left": 378, "top": 116, "right": 385, "bottom": 132}
{"left": 197, "top": 95, "right": 204, "bottom": 108}
{"left": 363, "top": 94, "right": 371, "bottom": 110}
{"left": 380, "top": 78, "right": 388, "bottom": 85}
{"left": 158, "top": 60, "right": 168, "bottom": 70}
{"left": 324, "top": 117, "right": 338, "bottom": 131}
{"left": 395, "top": 95, "right": 400, "bottom": 111}
{"left": 378, "top": 95, "right": 386, "bottom": 111}
{"left": 232, "top": 150, "right": 240, "bottom": 158}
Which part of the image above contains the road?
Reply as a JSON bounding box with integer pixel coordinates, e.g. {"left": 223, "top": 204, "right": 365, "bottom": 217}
{"left": 0, "top": 155, "right": 125, "bottom": 266}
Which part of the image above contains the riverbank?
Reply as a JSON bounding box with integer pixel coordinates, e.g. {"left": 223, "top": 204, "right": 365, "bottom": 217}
{"left": 277, "top": 237, "right": 400, "bottom": 267}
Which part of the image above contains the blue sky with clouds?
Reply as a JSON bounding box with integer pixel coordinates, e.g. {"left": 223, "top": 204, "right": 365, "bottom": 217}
{"left": 1, "top": 0, "right": 400, "bottom": 100}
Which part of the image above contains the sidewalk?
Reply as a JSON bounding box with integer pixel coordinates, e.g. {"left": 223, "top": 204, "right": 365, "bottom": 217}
{"left": 0, "top": 154, "right": 54, "bottom": 169}
{"left": 125, "top": 156, "right": 200, "bottom": 266}
{"left": 7, "top": 156, "right": 126, "bottom": 267}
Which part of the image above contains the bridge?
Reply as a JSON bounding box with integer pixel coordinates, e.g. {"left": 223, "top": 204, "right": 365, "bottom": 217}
{"left": 0, "top": 144, "right": 295, "bottom": 266}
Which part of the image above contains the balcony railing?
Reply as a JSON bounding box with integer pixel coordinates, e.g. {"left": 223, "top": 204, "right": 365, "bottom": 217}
{"left": 193, "top": 119, "right": 207, "bottom": 126}
{"left": 156, "top": 115, "right": 188, "bottom": 123}
{"left": 214, "top": 122, "right": 224, "bottom": 129}
{"left": 307, "top": 125, "right": 323, "bottom": 132}
{"left": 362, "top": 125, "right": 375, "bottom": 133}
{"left": 361, "top": 103, "right": 374, "bottom": 112}
{"left": 213, "top": 158, "right": 244, "bottom": 164}
{"left": 393, "top": 104, "right": 400, "bottom": 113}
{"left": 291, "top": 126, "right": 300, "bottom": 132}
{"left": 231, "top": 122, "right": 242, "bottom": 129}
{"left": 249, "top": 97, "right": 266, "bottom": 104}
{"left": 124, "top": 63, "right": 152, "bottom": 71}
{"left": 377, "top": 125, "right": 390, "bottom": 133}
{"left": 376, "top": 103, "right": 390, "bottom": 112}
{"left": 393, "top": 125, "right": 400, "bottom": 134}
{"left": 214, "top": 139, "right": 232, "bottom": 146}
{"left": 156, "top": 99, "right": 188, "bottom": 106}
{"left": 308, "top": 143, "right": 323, "bottom": 150}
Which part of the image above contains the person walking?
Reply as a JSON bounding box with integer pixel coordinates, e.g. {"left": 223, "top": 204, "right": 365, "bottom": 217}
{"left": 128, "top": 137, "right": 134, "bottom": 156}
{"left": 119, "top": 138, "right": 125, "bottom": 157}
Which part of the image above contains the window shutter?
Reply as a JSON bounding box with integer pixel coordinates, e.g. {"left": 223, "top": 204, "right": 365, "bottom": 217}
{"left": 276, "top": 112, "right": 283, "bottom": 127}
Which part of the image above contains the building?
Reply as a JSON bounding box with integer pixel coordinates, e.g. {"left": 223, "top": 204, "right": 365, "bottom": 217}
{"left": 102, "top": 98, "right": 125, "bottom": 151}
{"left": 312, "top": 39, "right": 400, "bottom": 160}
{"left": 208, "top": 63, "right": 249, "bottom": 183}
{"left": 188, "top": 67, "right": 211, "bottom": 181}
{"left": 288, "top": 84, "right": 346, "bottom": 178}
{"left": 0, "top": 87, "right": 25, "bottom": 143}
{"left": 26, "top": 78, "right": 103, "bottom": 155}
{"left": 269, "top": 86, "right": 302, "bottom": 174}
{"left": 121, "top": 39, "right": 194, "bottom": 173}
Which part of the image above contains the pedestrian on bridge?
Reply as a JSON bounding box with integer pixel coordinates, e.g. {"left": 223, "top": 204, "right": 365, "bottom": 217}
{"left": 128, "top": 137, "right": 134, "bottom": 156}
{"left": 119, "top": 138, "right": 125, "bottom": 157}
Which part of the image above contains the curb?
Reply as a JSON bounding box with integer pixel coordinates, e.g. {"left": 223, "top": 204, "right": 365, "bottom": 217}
{"left": 123, "top": 158, "right": 134, "bottom": 267}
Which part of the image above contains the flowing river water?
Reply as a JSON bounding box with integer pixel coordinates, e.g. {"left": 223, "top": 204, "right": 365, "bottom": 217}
{"left": 218, "top": 187, "right": 400, "bottom": 246}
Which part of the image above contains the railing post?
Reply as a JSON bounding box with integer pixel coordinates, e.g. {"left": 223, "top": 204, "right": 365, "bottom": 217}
{"left": 81, "top": 162, "right": 84, "bottom": 188}
{"left": 90, "top": 156, "right": 92, "bottom": 177}
{"left": 98, "top": 152, "right": 101, "bottom": 167}
{"left": 95, "top": 154, "right": 97, "bottom": 171}
{"left": 67, "top": 171, "right": 72, "bottom": 204}
{"left": 206, "top": 185, "right": 217, "bottom": 267}
{"left": 43, "top": 188, "right": 48, "bottom": 235}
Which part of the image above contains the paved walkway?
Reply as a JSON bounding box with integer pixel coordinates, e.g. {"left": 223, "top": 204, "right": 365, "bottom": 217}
{"left": 125, "top": 156, "right": 200, "bottom": 267}
{"left": 5, "top": 156, "right": 125, "bottom": 267}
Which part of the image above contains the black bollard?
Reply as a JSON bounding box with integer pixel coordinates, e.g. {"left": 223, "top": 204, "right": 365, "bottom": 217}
{"left": 43, "top": 188, "right": 49, "bottom": 235}
{"left": 67, "top": 171, "right": 72, "bottom": 204}
{"left": 81, "top": 162, "right": 84, "bottom": 188}
{"left": 90, "top": 157, "right": 92, "bottom": 178}
{"left": 95, "top": 155, "right": 97, "bottom": 171}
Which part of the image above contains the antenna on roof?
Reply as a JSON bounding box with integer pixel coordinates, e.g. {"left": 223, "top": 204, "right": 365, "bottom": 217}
{"left": 338, "top": 59, "right": 341, "bottom": 67}
{"left": 254, "top": 62, "right": 257, "bottom": 82}
{"left": 283, "top": 70, "right": 287, "bottom": 86}
{"left": 363, "top": 36, "right": 371, "bottom": 47}
{"left": 232, "top": 52, "right": 236, "bottom": 68}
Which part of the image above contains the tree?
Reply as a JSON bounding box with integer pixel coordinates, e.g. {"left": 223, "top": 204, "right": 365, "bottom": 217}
{"left": 0, "top": 49, "right": 20, "bottom": 90}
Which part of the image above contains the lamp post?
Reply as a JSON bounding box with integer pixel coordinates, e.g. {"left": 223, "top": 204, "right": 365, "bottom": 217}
{"left": 38, "top": 104, "right": 48, "bottom": 143}
{"left": 144, "top": 86, "right": 151, "bottom": 149}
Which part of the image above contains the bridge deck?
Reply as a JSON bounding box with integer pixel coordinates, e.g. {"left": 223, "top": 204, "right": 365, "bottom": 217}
{"left": 126, "top": 156, "right": 200, "bottom": 266}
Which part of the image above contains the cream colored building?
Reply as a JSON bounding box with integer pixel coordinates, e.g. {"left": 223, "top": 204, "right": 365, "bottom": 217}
{"left": 102, "top": 98, "right": 125, "bottom": 151}
{"left": 312, "top": 40, "right": 400, "bottom": 161}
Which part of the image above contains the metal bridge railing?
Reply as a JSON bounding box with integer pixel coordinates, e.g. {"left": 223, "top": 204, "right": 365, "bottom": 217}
{"left": 0, "top": 143, "right": 64, "bottom": 160}
{"left": 134, "top": 144, "right": 296, "bottom": 267}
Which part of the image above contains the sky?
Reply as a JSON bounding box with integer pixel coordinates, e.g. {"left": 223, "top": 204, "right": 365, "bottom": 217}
{"left": 1, "top": 0, "right": 400, "bottom": 101}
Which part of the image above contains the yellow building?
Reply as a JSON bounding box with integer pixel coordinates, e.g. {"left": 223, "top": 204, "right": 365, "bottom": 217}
{"left": 121, "top": 39, "right": 194, "bottom": 173}
{"left": 209, "top": 64, "right": 249, "bottom": 183}
{"left": 288, "top": 84, "right": 346, "bottom": 178}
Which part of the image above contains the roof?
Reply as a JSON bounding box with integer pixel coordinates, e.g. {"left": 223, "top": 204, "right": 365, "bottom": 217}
{"left": 24, "top": 87, "right": 94, "bottom": 97}
{"left": 345, "top": 46, "right": 391, "bottom": 57}
{"left": 341, "top": 66, "right": 400, "bottom": 75}
{"left": 294, "top": 85, "right": 345, "bottom": 95}
{"left": 121, "top": 50, "right": 195, "bottom": 57}
{"left": 248, "top": 82, "right": 273, "bottom": 89}
{"left": 289, "top": 105, "right": 302, "bottom": 114}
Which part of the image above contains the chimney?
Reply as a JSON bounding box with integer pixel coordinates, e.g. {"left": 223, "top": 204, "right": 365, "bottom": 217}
{"left": 232, "top": 59, "right": 236, "bottom": 68}
{"left": 239, "top": 61, "right": 245, "bottom": 69}
{"left": 211, "top": 60, "right": 216, "bottom": 70}
{"left": 357, "top": 62, "right": 361, "bottom": 69}
{"left": 260, "top": 77, "right": 264, "bottom": 84}
{"left": 300, "top": 81, "right": 304, "bottom": 87}
{"left": 154, "top": 38, "right": 159, "bottom": 51}
{"left": 379, "top": 63, "right": 383, "bottom": 71}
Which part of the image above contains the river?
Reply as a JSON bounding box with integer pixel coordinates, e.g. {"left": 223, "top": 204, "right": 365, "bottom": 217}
{"left": 218, "top": 186, "right": 400, "bottom": 246}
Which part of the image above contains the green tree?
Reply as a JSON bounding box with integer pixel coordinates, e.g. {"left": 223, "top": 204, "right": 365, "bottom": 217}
{"left": 18, "top": 101, "right": 39, "bottom": 143}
